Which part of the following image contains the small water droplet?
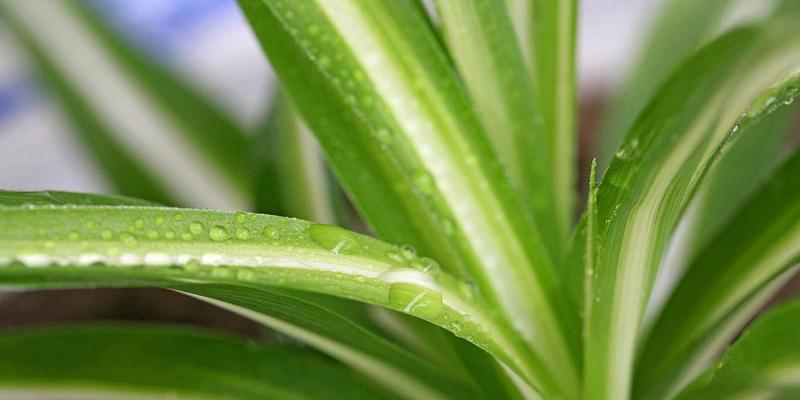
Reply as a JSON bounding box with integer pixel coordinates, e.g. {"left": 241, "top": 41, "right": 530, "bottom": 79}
{"left": 146, "top": 230, "right": 159, "bottom": 240}
{"left": 155, "top": 216, "right": 165, "bottom": 225}
{"left": 173, "top": 213, "right": 184, "bottom": 221}
{"left": 236, "top": 227, "right": 251, "bottom": 240}
{"left": 411, "top": 257, "right": 441, "bottom": 277}
{"left": 235, "top": 212, "right": 247, "bottom": 223}
{"left": 84, "top": 220, "right": 96, "bottom": 229}
{"left": 209, "top": 225, "right": 229, "bottom": 242}
{"left": 189, "top": 222, "right": 204, "bottom": 235}
{"left": 181, "top": 232, "right": 193, "bottom": 241}
{"left": 263, "top": 226, "right": 280, "bottom": 239}
{"left": 164, "top": 230, "right": 176, "bottom": 240}
{"left": 101, "top": 229, "right": 114, "bottom": 240}
{"left": 385, "top": 249, "right": 404, "bottom": 263}
{"left": 400, "top": 244, "right": 416, "bottom": 260}
{"left": 120, "top": 232, "right": 137, "bottom": 246}
{"left": 133, "top": 218, "right": 145, "bottom": 228}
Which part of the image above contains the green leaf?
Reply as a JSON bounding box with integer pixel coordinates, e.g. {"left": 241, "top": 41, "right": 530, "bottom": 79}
{"left": 675, "top": 298, "right": 800, "bottom": 400}
{"left": 0, "top": 190, "right": 536, "bottom": 399}
{"left": 0, "top": 324, "right": 392, "bottom": 400}
{"left": 253, "top": 94, "right": 336, "bottom": 223}
{"left": 237, "top": 1, "right": 580, "bottom": 397}
{"left": 597, "top": 0, "right": 738, "bottom": 167}
{"left": 0, "top": 1, "right": 251, "bottom": 210}
{"left": 584, "top": 20, "right": 800, "bottom": 400}
{"left": 635, "top": 136, "right": 800, "bottom": 399}
{"left": 509, "top": 0, "right": 578, "bottom": 228}
{"left": 433, "top": 0, "right": 563, "bottom": 255}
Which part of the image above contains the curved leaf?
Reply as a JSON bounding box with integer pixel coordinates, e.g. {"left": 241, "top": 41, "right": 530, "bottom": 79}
{"left": 0, "top": 190, "right": 533, "bottom": 399}
{"left": 583, "top": 19, "right": 800, "bottom": 399}
{"left": 676, "top": 299, "right": 800, "bottom": 399}
{"left": 237, "top": 0, "right": 579, "bottom": 397}
{"left": 0, "top": 324, "right": 391, "bottom": 400}
{"left": 597, "top": 0, "right": 738, "bottom": 166}
{"left": 635, "top": 142, "right": 800, "bottom": 399}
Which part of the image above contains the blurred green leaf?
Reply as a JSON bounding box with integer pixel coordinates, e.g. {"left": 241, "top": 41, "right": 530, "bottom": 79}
{"left": 0, "top": 324, "right": 392, "bottom": 400}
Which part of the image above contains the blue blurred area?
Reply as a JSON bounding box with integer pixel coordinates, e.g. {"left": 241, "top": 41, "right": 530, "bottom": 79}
{"left": 86, "top": 0, "right": 236, "bottom": 58}
{"left": 0, "top": 0, "right": 243, "bottom": 126}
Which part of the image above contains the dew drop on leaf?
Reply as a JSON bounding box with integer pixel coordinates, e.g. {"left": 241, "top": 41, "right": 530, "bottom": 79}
{"left": 189, "top": 222, "right": 204, "bottom": 235}
{"left": 307, "top": 224, "right": 360, "bottom": 254}
{"left": 209, "top": 225, "right": 229, "bottom": 242}
{"left": 236, "top": 227, "right": 251, "bottom": 241}
{"left": 234, "top": 212, "right": 247, "bottom": 223}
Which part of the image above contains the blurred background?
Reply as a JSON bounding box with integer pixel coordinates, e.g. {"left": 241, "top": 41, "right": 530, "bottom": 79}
{"left": 0, "top": 0, "right": 797, "bottom": 337}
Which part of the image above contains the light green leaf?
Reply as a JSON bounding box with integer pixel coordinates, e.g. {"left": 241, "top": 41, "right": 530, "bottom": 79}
{"left": 635, "top": 137, "right": 800, "bottom": 400}
{"left": 237, "top": 1, "right": 580, "bottom": 397}
{"left": 584, "top": 20, "right": 800, "bottom": 400}
{"left": 253, "top": 94, "right": 336, "bottom": 224}
{"left": 434, "top": 0, "right": 563, "bottom": 255}
{"left": 0, "top": 1, "right": 251, "bottom": 210}
{"left": 508, "top": 0, "right": 578, "bottom": 228}
{"left": 675, "top": 299, "right": 800, "bottom": 400}
{"left": 0, "top": 324, "right": 392, "bottom": 400}
{"left": 0, "top": 190, "right": 534, "bottom": 399}
{"left": 597, "top": 0, "right": 738, "bottom": 167}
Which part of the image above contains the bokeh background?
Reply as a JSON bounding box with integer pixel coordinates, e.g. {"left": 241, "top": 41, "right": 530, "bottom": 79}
{"left": 0, "top": 0, "right": 797, "bottom": 337}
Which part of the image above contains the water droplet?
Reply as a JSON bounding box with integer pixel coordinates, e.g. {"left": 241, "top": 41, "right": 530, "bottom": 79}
{"left": 155, "top": 216, "right": 165, "bottom": 225}
{"left": 181, "top": 232, "right": 193, "bottom": 241}
{"left": 164, "top": 230, "right": 176, "bottom": 240}
{"left": 189, "top": 222, "right": 204, "bottom": 235}
{"left": 173, "top": 213, "right": 184, "bottom": 221}
{"left": 400, "top": 244, "right": 416, "bottom": 260}
{"left": 236, "top": 227, "right": 251, "bottom": 240}
{"left": 120, "top": 232, "right": 137, "bottom": 246}
{"left": 209, "top": 225, "right": 229, "bottom": 242}
{"left": 235, "top": 212, "right": 247, "bottom": 223}
{"left": 133, "top": 218, "right": 145, "bottom": 228}
{"left": 210, "top": 267, "right": 233, "bottom": 279}
{"left": 184, "top": 260, "right": 201, "bottom": 272}
{"left": 385, "top": 249, "right": 404, "bottom": 263}
{"left": 84, "top": 220, "right": 96, "bottom": 229}
{"left": 412, "top": 257, "right": 441, "bottom": 277}
{"left": 146, "top": 230, "right": 159, "bottom": 240}
{"left": 263, "top": 226, "right": 280, "bottom": 239}
{"left": 388, "top": 282, "right": 443, "bottom": 320}
{"left": 459, "top": 279, "right": 478, "bottom": 300}
{"left": 308, "top": 224, "right": 360, "bottom": 254}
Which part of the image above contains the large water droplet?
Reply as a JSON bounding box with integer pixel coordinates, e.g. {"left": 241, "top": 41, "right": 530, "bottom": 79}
{"left": 209, "top": 225, "right": 229, "bottom": 242}
{"left": 308, "top": 224, "right": 360, "bottom": 254}
{"left": 388, "top": 282, "right": 443, "bottom": 320}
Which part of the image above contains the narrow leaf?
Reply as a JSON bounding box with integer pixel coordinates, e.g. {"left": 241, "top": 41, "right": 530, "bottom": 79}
{"left": 434, "top": 0, "right": 563, "bottom": 254}
{"left": 510, "top": 0, "right": 578, "bottom": 225}
{"left": 0, "top": 324, "right": 391, "bottom": 400}
{"left": 584, "top": 19, "right": 800, "bottom": 399}
{"left": 676, "top": 299, "right": 800, "bottom": 399}
{"left": 254, "top": 94, "right": 336, "bottom": 223}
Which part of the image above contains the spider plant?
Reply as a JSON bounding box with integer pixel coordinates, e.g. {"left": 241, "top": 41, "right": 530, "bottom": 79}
{"left": 1, "top": 0, "right": 800, "bottom": 399}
